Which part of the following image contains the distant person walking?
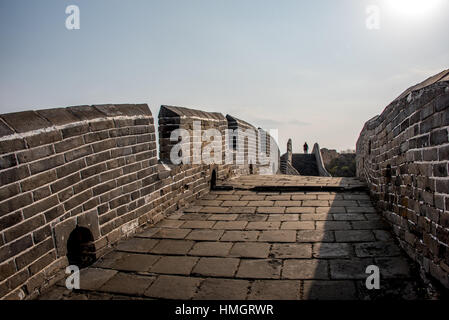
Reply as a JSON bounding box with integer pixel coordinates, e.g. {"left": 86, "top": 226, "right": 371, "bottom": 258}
{"left": 303, "top": 142, "right": 309, "bottom": 154}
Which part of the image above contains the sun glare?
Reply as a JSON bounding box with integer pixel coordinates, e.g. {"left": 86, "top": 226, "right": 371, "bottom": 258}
{"left": 386, "top": 0, "right": 444, "bottom": 19}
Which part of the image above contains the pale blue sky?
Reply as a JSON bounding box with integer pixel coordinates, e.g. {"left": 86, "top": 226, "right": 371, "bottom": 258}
{"left": 1, "top": 0, "right": 448, "bottom": 153}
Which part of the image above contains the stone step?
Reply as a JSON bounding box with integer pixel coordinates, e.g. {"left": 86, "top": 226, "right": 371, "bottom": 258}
{"left": 292, "top": 154, "right": 319, "bottom": 176}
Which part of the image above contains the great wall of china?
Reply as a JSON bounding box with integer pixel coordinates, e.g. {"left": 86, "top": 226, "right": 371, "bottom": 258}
{"left": 0, "top": 104, "right": 279, "bottom": 299}
{"left": 0, "top": 69, "right": 448, "bottom": 299}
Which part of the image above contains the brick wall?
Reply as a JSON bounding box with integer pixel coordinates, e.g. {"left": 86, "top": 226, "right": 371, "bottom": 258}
{"left": 280, "top": 139, "right": 300, "bottom": 175}
{"left": 258, "top": 128, "right": 280, "bottom": 175}
{"left": 0, "top": 104, "right": 160, "bottom": 299}
{"left": 356, "top": 70, "right": 449, "bottom": 288}
{"left": 159, "top": 105, "right": 279, "bottom": 176}
{"left": 226, "top": 115, "right": 258, "bottom": 175}
{"left": 0, "top": 103, "right": 280, "bottom": 300}
{"left": 158, "top": 105, "right": 227, "bottom": 165}
{"left": 312, "top": 143, "right": 331, "bottom": 177}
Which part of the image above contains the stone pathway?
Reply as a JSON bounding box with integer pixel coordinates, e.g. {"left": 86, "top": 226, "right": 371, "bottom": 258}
{"left": 220, "top": 175, "right": 367, "bottom": 189}
{"left": 39, "top": 176, "right": 439, "bottom": 300}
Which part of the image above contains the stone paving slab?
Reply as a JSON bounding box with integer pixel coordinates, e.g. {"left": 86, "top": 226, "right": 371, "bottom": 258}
{"left": 213, "top": 221, "right": 248, "bottom": 230}
{"left": 98, "top": 273, "right": 156, "bottom": 296}
{"left": 334, "top": 230, "right": 375, "bottom": 242}
{"left": 303, "top": 280, "right": 357, "bottom": 300}
{"left": 192, "top": 257, "right": 240, "bottom": 277}
{"left": 115, "top": 238, "right": 160, "bottom": 253}
{"left": 246, "top": 221, "right": 281, "bottom": 230}
{"left": 39, "top": 175, "right": 439, "bottom": 300}
{"left": 248, "top": 280, "right": 301, "bottom": 300}
{"left": 268, "top": 214, "right": 299, "bottom": 221}
{"left": 144, "top": 275, "right": 202, "bottom": 299}
{"left": 221, "top": 230, "right": 259, "bottom": 242}
{"left": 151, "top": 256, "right": 199, "bottom": 275}
{"left": 150, "top": 228, "right": 191, "bottom": 239}
{"left": 194, "top": 278, "right": 250, "bottom": 300}
{"left": 221, "top": 175, "right": 367, "bottom": 190}
{"left": 282, "top": 259, "right": 329, "bottom": 280}
{"left": 237, "top": 213, "right": 269, "bottom": 221}
{"left": 185, "top": 229, "right": 224, "bottom": 241}
{"left": 258, "top": 230, "right": 297, "bottom": 242}
{"left": 374, "top": 257, "right": 412, "bottom": 278}
{"left": 297, "top": 230, "right": 335, "bottom": 242}
{"left": 151, "top": 239, "right": 195, "bottom": 255}
{"left": 329, "top": 259, "right": 375, "bottom": 279}
{"left": 270, "top": 243, "right": 312, "bottom": 259}
{"left": 96, "top": 253, "right": 159, "bottom": 272}
{"left": 79, "top": 268, "right": 118, "bottom": 291}
{"left": 312, "top": 243, "right": 352, "bottom": 258}
{"left": 229, "top": 242, "right": 271, "bottom": 258}
{"left": 189, "top": 242, "right": 233, "bottom": 256}
{"left": 236, "top": 259, "right": 282, "bottom": 279}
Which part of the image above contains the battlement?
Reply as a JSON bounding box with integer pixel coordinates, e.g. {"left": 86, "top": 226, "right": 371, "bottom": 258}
{"left": 1, "top": 70, "right": 448, "bottom": 300}
{"left": 356, "top": 69, "right": 449, "bottom": 288}
{"left": 0, "top": 104, "right": 279, "bottom": 300}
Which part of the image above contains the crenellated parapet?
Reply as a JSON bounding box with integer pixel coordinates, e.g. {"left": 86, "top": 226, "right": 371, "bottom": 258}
{"left": 356, "top": 69, "right": 449, "bottom": 288}
{"left": 0, "top": 103, "right": 280, "bottom": 300}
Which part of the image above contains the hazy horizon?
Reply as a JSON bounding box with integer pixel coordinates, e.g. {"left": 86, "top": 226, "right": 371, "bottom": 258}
{"left": 1, "top": 0, "right": 448, "bottom": 153}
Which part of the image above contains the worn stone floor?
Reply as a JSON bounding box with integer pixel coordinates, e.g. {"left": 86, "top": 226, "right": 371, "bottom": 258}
{"left": 39, "top": 176, "right": 439, "bottom": 300}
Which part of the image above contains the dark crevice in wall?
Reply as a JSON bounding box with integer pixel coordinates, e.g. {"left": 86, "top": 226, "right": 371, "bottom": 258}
{"left": 67, "top": 227, "right": 95, "bottom": 268}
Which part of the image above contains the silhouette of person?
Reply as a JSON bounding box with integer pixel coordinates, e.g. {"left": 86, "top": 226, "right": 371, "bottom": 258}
{"left": 303, "top": 142, "right": 309, "bottom": 154}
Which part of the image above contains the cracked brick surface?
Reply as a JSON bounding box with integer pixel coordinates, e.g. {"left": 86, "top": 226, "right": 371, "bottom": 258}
{"left": 39, "top": 175, "right": 441, "bottom": 300}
